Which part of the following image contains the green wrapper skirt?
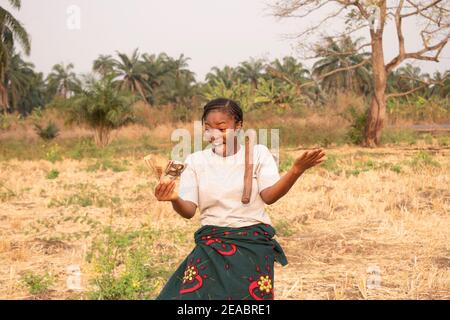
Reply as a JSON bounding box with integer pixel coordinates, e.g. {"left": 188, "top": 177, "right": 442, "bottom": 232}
{"left": 156, "top": 223, "right": 288, "bottom": 300}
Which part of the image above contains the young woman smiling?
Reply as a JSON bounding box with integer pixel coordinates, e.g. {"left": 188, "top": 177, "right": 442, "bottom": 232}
{"left": 155, "top": 98, "right": 325, "bottom": 300}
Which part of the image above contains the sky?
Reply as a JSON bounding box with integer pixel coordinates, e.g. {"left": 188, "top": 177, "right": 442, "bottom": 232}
{"left": 4, "top": 0, "right": 450, "bottom": 82}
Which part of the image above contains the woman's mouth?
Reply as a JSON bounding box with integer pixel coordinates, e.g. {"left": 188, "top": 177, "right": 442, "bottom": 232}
{"left": 211, "top": 138, "right": 224, "bottom": 146}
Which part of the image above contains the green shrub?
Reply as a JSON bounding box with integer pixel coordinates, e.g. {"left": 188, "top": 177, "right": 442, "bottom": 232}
{"left": 46, "top": 169, "right": 59, "bottom": 179}
{"left": 274, "top": 219, "right": 294, "bottom": 237}
{"left": 45, "top": 145, "right": 62, "bottom": 163}
{"left": 437, "top": 136, "right": 449, "bottom": 147}
{"left": 86, "top": 158, "right": 128, "bottom": 172}
{"left": 408, "top": 151, "right": 440, "bottom": 169}
{"left": 381, "top": 128, "right": 418, "bottom": 145}
{"left": 20, "top": 271, "right": 54, "bottom": 295}
{"left": 320, "top": 153, "right": 339, "bottom": 174}
{"left": 344, "top": 105, "right": 367, "bottom": 145}
{"left": 390, "top": 164, "right": 402, "bottom": 174}
{"left": 279, "top": 154, "right": 294, "bottom": 172}
{"left": 67, "top": 75, "right": 136, "bottom": 147}
{"left": 34, "top": 122, "right": 60, "bottom": 141}
{"left": 86, "top": 227, "right": 163, "bottom": 300}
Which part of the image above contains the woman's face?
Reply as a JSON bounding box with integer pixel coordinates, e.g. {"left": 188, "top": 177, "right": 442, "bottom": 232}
{"left": 204, "top": 110, "right": 242, "bottom": 156}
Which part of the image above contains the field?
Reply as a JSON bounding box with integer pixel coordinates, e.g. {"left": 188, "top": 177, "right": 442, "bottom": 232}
{"left": 0, "top": 137, "right": 449, "bottom": 300}
{"left": 1, "top": 0, "right": 450, "bottom": 302}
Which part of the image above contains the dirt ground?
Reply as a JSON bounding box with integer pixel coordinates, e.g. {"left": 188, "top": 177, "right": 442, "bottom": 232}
{"left": 0, "top": 145, "right": 449, "bottom": 299}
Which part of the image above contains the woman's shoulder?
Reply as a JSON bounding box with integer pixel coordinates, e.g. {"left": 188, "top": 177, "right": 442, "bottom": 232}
{"left": 254, "top": 143, "right": 270, "bottom": 153}
{"left": 184, "top": 148, "right": 210, "bottom": 164}
{"left": 254, "top": 144, "right": 275, "bottom": 156}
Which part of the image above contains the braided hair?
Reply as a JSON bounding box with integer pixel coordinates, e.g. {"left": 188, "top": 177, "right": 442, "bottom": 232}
{"left": 201, "top": 98, "right": 243, "bottom": 125}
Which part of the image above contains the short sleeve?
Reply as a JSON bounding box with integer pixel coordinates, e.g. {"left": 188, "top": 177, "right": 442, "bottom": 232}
{"left": 178, "top": 154, "right": 199, "bottom": 206}
{"left": 256, "top": 145, "right": 280, "bottom": 192}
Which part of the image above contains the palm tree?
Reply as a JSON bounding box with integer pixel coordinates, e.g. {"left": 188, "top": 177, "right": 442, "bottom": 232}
{"left": 391, "top": 63, "right": 428, "bottom": 93}
{"left": 268, "top": 56, "right": 310, "bottom": 83}
{"left": 0, "top": 0, "right": 30, "bottom": 112}
{"left": 312, "top": 36, "right": 372, "bottom": 95}
{"left": 237, "top": 58, "right": 265, "bottom": 90}
{"left": 114, "top": 48, "right": 150, "bottom": 103}
{"left": 16, "top": 70, "right": 46, "bottom": 115}
{"left": 205, "top": 65, "right": 239, "bottom": 89}
{"left": 164, "top": 54, "right": 196, "bottom": 104}
{"left": 169, "top": 54, "right": 195, "bottom": 81}
{"left": 266, "top": 56, "right": 318, "bottom": 101}
{"left": 0, "top": 52, "right": 45, "bottom": 115}
{"left": 92, "top": 54, "right": 116, "bottom": 77}
{"left": 5, "top": 52, "right": 35, "bottom": 110}
{"left": 141, "top": 52, "right": 171, "bottom": 90}
{"left": 139, "top": 52, "right": 196, "bottom": 105}
{"left": 46, "top": 63, "right": 81, "bottom": 99}
{"left": 68, "top": 75, "right": 136, "bottom": 147}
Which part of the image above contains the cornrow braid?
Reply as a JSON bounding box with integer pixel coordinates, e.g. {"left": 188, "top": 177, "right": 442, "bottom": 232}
{"left": 201, "top": 98, "right": 243, "bottom": 124}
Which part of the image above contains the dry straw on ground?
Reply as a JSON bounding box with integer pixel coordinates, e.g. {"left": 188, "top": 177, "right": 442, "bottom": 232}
{"left": 0, "top": 146, "right": 448, "bottom": 299}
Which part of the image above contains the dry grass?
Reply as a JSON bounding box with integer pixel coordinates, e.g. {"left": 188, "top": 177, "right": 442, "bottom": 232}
{"left": 0, "top": 145, "right": 449, "bottom": 299}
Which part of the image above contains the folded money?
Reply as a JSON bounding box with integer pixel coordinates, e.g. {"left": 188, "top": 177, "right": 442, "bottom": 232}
{"left": 144, "top": 155, "right": 186, "bottom": 181}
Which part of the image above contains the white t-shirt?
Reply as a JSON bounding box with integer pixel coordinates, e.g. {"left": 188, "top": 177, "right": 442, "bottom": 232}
{"left": 178, "top": 144, "right": 280, "bottom": 227}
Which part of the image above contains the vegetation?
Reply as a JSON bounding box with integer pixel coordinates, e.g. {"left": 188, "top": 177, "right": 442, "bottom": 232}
{"left": 0, "top": 0, "right": 449, "bottom": 302}
{"left": 20, "top": 271, "right": 54, "bottom": 295}
{"left": 0, "top": 46, "right": 447, "bottom": 148}
{"left": 34, "top": 121, "right": 60, "bottom": 140}
{"left": 67, "top": 75, "right": 136, "bottom": 146}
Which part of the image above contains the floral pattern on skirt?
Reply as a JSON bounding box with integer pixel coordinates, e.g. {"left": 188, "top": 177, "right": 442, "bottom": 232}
{"left": 156, "top": 223, "right": 288, "bottom": 300}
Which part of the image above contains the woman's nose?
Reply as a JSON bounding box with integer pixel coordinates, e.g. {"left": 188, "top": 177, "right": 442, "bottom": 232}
{"left": 205, "top": 129, "right": 221, "bottom": 139}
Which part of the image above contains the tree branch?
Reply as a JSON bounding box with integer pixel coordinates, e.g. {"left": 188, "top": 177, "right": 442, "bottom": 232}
{"left": 386, "top": 76, "right": 448, "bottom": 98}
{"left": 401, "top": 0, "right": 444, "bottom": 18}
{"left": 386, "top": 33, "right": 449, "bottom": 73}
{"left": 299, "top": 58, "right": 371, "bottom": 88}
{"left": 387, "top": 84, "right": 427, "bottom": 98}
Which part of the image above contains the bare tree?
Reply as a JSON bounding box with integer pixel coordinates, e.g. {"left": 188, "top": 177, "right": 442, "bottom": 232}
{"left": 271, "top": 0, "right": 449, "bottom": 147}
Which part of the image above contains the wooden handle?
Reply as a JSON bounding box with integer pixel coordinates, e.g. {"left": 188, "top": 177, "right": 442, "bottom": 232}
{"left": 242, "top": 135, "right": 254, "bottom": 204}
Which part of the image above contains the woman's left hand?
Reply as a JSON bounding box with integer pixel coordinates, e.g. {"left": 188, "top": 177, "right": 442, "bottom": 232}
{"left": 292, "top": 148, "right": 326, "bottom": 175}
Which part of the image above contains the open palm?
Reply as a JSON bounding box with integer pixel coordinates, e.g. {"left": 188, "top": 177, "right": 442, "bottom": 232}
{"left": 293, "top": 148, "right": 326, "bottom": 174}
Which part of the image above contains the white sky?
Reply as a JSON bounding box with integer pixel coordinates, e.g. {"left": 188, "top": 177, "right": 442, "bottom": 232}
{"left": 4, "top": 0, "right": 450, "bottom": 81}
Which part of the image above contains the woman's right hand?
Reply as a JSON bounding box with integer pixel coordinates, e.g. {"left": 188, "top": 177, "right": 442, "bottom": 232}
{"left": 154, "top": 179, "right": 179, "bottom": 201}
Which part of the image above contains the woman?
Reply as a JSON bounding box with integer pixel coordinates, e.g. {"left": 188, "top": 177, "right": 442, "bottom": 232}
{"left": 155, "top": 98, "right": 325, "bottom": 300}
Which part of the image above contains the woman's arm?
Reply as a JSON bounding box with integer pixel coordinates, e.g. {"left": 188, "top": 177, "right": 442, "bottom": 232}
{"left": 259, "top": 167, "right": 304, "bottom": 205}
{"left": 155, "top": 180, "right": 197, "bottom": 219}
{"left": 171, "top": 196, "right": 197, "bottom": 219}
{"left": 260, "top": 148, "right": 325, "bottom": 205}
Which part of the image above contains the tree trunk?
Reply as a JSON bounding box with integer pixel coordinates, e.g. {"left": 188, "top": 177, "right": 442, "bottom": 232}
{"left": 95, "top": 125, "right": 111, "bottom": 147}
{"left": 0, "top": 69, "right": 8, "bottom": 114}
{"left": 363, "top": 33, "right": 387, "bottom": 148}
{"left": 251, "top": 78, "right": 258, "bottom": 91}
{"left": 0, "top": 84, "right": 8, "bottom": 114}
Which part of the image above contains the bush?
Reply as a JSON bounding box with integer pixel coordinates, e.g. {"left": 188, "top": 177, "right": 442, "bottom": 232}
{"left": 408, "top": 151, "right": 440, "bottom": 169}
{"left": 45, "top": 145, "right": 62, "bottom": 163}
{"left": 46, "top": 169, "right": 59, "bottom": 179}
{"left": 67, "top": 75, "right": 136, "bottom": 147}
{"left": 86, "top": 227, "right": 162, "bottom": 299}
{"left": 343, "top": 105, "right": 367, "bottom": 145}
{"left": 20, "top": 271, "right": 54, "bottom": 295}
{"left": 34, "top": 122, "right": 60, "bottom": 141}
{"left": 320, "top": 153, "right": 340, "bottom": 174}
{"left": 274, "top": 219, "right": 294, "bottom": 237}
{"left": 381, "top": 128, "right": 418, "bottom": 145}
